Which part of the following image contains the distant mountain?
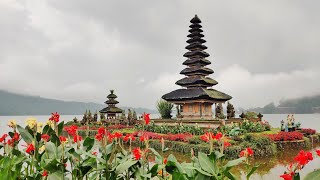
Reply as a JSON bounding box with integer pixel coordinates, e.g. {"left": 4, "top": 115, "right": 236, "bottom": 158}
{"left": 247, "top": 95, "right": 320, "bottom": 114}
{"left": 0, "top": 90, "right": 157, "bottom": 115}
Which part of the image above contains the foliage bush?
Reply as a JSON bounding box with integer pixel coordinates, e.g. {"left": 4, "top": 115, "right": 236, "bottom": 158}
{"left": 156, "top": 100, "right": 174, "bottom": 119}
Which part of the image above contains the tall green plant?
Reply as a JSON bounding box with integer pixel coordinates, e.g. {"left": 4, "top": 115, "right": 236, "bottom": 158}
{"left": 157, "top": 100, "right": 174, "bottom": 119}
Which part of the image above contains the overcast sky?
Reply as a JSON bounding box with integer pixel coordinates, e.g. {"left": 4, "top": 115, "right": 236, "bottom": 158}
{"left": 0, "top": 0, "right": 319, "bottom": 109}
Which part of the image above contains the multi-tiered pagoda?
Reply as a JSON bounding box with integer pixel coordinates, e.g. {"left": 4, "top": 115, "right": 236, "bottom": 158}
{"left": 100, "top": 90, "right": 123, "bottom": 119}
{"left": 162, "top": 15, "right": 232, "bottom": 120}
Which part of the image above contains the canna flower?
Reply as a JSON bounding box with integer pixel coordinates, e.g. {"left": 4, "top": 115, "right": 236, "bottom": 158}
{"left": 144, "top": 113, "right": 150, "bottom": 125}
{"left": 98, "top": 127, "right": 106, "bottom": 135}
{"left": 37, "top": 122, "right": 43, "bottom": 133}
{"left": 213, "top": 132, "right": 223, "bottom": 140}
{"left": 294, "top": 150, "right": 313, "bottom": 166}
{"left": 73, "top": 135, "right": 83, "bottom": 143}
{"left": 224, "top": 141, "right": 231, "bottom": 148}
{"left": 113, "top": 132, "right": 123, "bottom": 139}
{"left": 49, "top": 112, "right": 60, "bottom": 122}
{"left": 41, "top": 134, "right": 50, "bottom": 142}
{"left": 65, "top": 125, "right": 78, "bottom": 136}
{"left": 92, "top": 151, "right": 98, "bottom": 156}
{"left": 240, "top": 147, "right": 254, "bottom": 157}
{"left": 132, "top": 147, "right": 143, "bottom": 160}
{"left": 316, "top": 149, "right": 320, "bottom": 156}
{"left": 13, "top": 132, "right": 20, "bottom": 141}
{"left": 95, "top": 133, "right": 103, "bottom": 141}
{"left": 200, "top": 132, "right": 212, "bottom": 142}
{"left": 123, "top": 134, "right": 135, "bottom": 142}
{"left": 42, "top": 170, "right": 48, "bottom": 177}
{"left": 59, "top": 136, "right": 67, "bottom": 144}
{"left": 8, "top": 119, "right": 17, "bottom": 128}
{"left": 26, "top": 118, "right": 37, "bottom": 129}
{"left": 25, "top": 143, "right": 35, "bottom": 154}
{"left": 39, "top": 145, "right": 46, "bottom": 153}
{"left": 280, "top": 172, "right": 294, "bottom": 180}
{"left": 0, "top": 134, "right": 8, "bottom": 143}
{"left": 46, "top": 120, "right": 55, "bottom": 128}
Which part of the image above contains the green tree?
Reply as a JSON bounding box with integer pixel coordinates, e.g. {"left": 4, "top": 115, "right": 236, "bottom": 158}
{"left": 156, "top": 100, "right": 174, "bottom": 119}
{"left": 133, "top": 110, "right": 138, "bottom": 120}
{"left": 127, "top": 109, "right": 133, "bottom": 121}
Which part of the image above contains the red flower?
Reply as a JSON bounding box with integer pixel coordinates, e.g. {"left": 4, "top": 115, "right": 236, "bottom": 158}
{"left": 224, "top": 141, "right": 231, "bottom": 148}
{"left": 95, "top": 133, "right": 103, "bottom": 141}
{"left": 65, "top": 125, "right": 78, "bottom": 136}
{"left": 26, "top": 143, "right": 35, "bottom": 154}
{"left": 132, "top": 147, "right": 142, "bottom": 160}
{"left": 98, "top": 127, "right": 106, "bottom": 135}
{"left": 41, "top": 134, "right": 50, "bottom": 142}
{"left": 92, "top": 151, "right": 98, "bottom": 156}
{"left": 213, "top": 132, "right": 223, "bottom": 140}
{"left": 42, "top": 170, "right": 48, "bottom": 177}
{"left": 0, "top": 134, "right": 8, "bottom": 143}
{"left": 49, "top": 112, "right": 60, "bottom": 122}
{"left": 140, "top": 135, "right": 149, "bottom": 142}
{"left": 113, "top": 132, "right": 123, "bottom": 139}
{"left": 240, "top": 147, "right": 254, "bottom": 157}
{"left": 316, "top": 150, "right": 320, "bottom": 156}
{"left": 13, "top": 132, "right": 20, "bottom": 141}
{"left": 163, "top": 158, "right": 168, "bottom": 164}
{"left": 200, "top": 132, "right": 211, "bottom": 142}
{"left": 73, "top": 135, "right": 82, "bottom": 143}
{"left": 144, "top": 113, "right": 150, "bottom": 125}
{"left": 7, "top": 139, "right": 14, "bottom": 146}
{"left": 59, "top": 136, "right": 67, "bottom": 143}
{"left": 123, "top": 134, "right": 135, "bottom": 142}
{"left": 280, "top": 172, "right": 294, "bottom": 180}
{"left": 294, "top": 150, "right": 313, "bottom": 166}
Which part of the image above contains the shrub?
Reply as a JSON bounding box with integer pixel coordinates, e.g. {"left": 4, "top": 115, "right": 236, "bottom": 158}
{"left": 156, "top": 100, "right": 174, "bottom": 119}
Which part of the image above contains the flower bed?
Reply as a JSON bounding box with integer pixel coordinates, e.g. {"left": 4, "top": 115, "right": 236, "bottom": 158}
{"left": 267, "top": 131, "right": 304, "bottom": 141}
{"left": 301, "top": 128, "right": 316, "bottom": 135}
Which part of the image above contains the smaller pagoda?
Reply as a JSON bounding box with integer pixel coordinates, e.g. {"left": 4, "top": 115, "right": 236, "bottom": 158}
{"left": 100, "top": 90, "right": 123, "bottom": 119}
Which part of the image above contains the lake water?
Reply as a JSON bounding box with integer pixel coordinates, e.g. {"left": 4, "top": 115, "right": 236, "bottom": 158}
{"left": 1, "top": 114, "right": 320, "bottom": 179}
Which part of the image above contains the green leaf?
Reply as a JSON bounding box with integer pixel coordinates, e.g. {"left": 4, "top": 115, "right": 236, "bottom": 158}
{"left": 304, "top": 169, "right": 320, "bottom": 180}
{"left": 17, "top": 125, "right": 34, "bottom": 144}
{"left": 48, "top": 171, "right": 64, "bottom": 180}
{"left": 148, "top": 164, "right": 159, "bottom": 176}
{"left": 115, "top": 159, "right": 137, "bottom": 174}
{"left": 106, "top": 142, "right": 113, "bottom": 155}
{"left": 246, "top": 164, "right": 259, "bottom": 179}
{"left": 198, "top": 152, "right": 215, "bottom": 175}
{"left": 45, "top": 142, "right": 57, "bottom": 158}
{"left": 224, "top": 171, "right": 236, "bottom": 180}
{"left": 172, "top": 171, "right": 189, "bottom": 180}
{"left": 83, "top": 137, "right": 94, "bottom": 151}
{"left": 57, "top": 121, "right": 64, "bottom": 136}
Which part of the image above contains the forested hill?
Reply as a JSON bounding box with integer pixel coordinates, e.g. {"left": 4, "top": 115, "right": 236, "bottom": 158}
{"left": 0, "top": 90, "right": 156, "bottom": 115}
{"left": 247, "top": 95, "right": 320, "bottom": 114}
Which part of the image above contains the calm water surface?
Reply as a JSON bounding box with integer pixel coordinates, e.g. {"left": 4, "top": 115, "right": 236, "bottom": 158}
{"left": 1, "top": 114, "right": 319, "bottom": 179}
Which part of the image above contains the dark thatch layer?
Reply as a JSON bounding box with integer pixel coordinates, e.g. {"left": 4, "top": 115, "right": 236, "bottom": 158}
{"left": 186, "top": 37, "right": 206, "bottom": 44}
{"left": 99, "top": 106, "right": 123, "bottom": 113}
{"left": 187, "top": 33, "right": 204, "bottom": 38}
{"left": 182, "top": 58, "right": 211, "bottom": 66}
{"left": 162, "top": 88, "right": 232, "bottom": 102}
{"left": 189, "top": 28, "right": 203, "bottom": 33}
{"left": 185, "top": 43, "right": 207, "bottom": 50}
{"left": 176, "top": 76, "right": 218, "bottom": 86}
{"left": 180, "top": 67, "right": 214, "bottom": 75}
{"left": 183, "top": 51, "right": 210, "bottom": 58}
{"left": 105, "top": 99, "right": 119, "bottom": 104}
{"left": 107, "top": 94, "right": 117, "bottom": 98}
{"left": 189, "top": 24, "right": 202, "bottom": 29}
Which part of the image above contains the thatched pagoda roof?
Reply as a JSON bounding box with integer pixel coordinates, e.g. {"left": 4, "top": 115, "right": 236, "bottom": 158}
{"left": 185, "top": 43, "right": 207, "bottom": 50}
{"left": 176, "top": 76, "right": 218, "bottom": 87}
{"left": 190, "top": 15, "right": 201, "bottom": 23}
{"left": 180, "top": 66, "right": 214, "bottom": 75}
{"left": 186, "top": 37, "right": 206, "bottom": 44}
{"left": 182, "top": 58, "right": 211, "bottom": 66}
{"left": 105, "top": 99, "right": 119, "bottom": 104}
{"left": 183, "top": 50, "right": 210, "bottom": 58}
{"left": 99, "top": 106, "right": 123, "bottom": 113}
{"left": 162, "top": 88, "right": 232, "bottom": 102}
